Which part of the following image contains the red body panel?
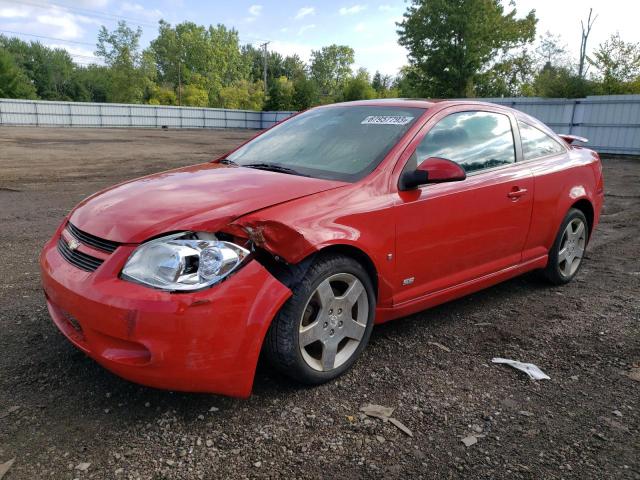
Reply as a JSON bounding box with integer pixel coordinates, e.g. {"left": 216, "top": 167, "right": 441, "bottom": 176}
{"left": 40, "top": 99, "right": 604, "bottom": 395}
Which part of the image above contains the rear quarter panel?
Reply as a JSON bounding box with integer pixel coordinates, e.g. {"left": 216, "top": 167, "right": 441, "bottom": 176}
{"left": 522, "top": 147, "right": 602, "bottom": 262}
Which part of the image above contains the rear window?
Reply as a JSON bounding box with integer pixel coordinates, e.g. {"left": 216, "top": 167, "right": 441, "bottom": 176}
{"left": 518, "top": 121, "right": 565, "bottom": 160}
{"left": 226, "top": 106, "right": 424, "bottom": 182}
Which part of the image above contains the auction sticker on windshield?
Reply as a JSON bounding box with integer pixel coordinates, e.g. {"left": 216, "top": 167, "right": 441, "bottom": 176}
{"left": 361, "top": 115, "right": 414, "bottom": 125}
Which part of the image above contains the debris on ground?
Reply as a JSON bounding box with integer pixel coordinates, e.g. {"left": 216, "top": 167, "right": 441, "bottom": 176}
{"left": 0, "top": 458, "right": 15, "bottom": 480}
{"left": 491, "top": 358, "right": 551, "bottom": 380}
{"left": 427, "top": 342, "right": 451, "bottom": 353}
{"left": 360, "top": 404, "right": 394, "bottom": 420}
{"left": 75, "top": 462, "right": 91, "bottom": 472}
{"left": 360, "top": 404, "right": 413, "bottom": 437}
{"left": 388, "top": 418, "right": 413, "bottom": 437}
{"left": 461, "top": 435, "right": 478, "bottom": 447}
{"left": 626, "top": 366, "right": 640, "bottom": 382}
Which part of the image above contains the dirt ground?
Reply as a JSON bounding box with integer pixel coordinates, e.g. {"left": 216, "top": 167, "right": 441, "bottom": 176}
{"left": 0, "top": 127, "right": 638, "bottom": 480}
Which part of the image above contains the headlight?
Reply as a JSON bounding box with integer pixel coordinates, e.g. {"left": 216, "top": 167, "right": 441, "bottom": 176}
{"left": 121, "top": 232, "right": 249, "bottom": 291}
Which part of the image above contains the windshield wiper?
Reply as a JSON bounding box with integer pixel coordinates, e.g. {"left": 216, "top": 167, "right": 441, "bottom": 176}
{"left": 218, "top": 158, "right": 238, "bottom": 165}
{"left": 243, "top": 163, "right": 308, "bottom": 177}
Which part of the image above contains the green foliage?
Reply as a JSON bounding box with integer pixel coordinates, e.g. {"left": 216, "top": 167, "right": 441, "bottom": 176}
{"left": 216, "top": 80, "right": 265, "bottom": 110}
{"left": 589, "top": 33, "right": 640, "bottom": 94}
{"left": 343, "top": 69, "right": 376, "bottom": 101}
{"left": 475, "top": 49, "right": 536, "bottom": 97}
{"left": 532, "top": 65, "right": 594, "bottom": 98}
{"left": 0, "top": 49, "right": 38, "bottom": 99}
{"left": 309, "top": 44, "right": 355, "bottom": 99}
{"left": 397, "top": 0, "right": 537, "bottom": 97}
{"left": 264, "top": 76, "right": 295, "bottom": 110}
{"left": 2, "top": 14, "right": 640, "bottom": 110}
{"left": 292, "top": 77, "right": 319, "bottom": 110}
{"left": 96, "top": 21, "right": 149, "bottom": 103}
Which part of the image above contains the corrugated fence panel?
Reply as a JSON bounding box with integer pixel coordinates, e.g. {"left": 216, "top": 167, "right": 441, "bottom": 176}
{"left": 1, "top": 97, "right": 638, "bottom": 154}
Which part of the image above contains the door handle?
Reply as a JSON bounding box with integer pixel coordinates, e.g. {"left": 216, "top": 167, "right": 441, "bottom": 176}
{"left": 507, "top": 187, "right": 528, "bottom": 200}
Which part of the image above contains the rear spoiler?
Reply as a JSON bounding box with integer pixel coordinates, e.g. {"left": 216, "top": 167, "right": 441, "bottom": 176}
{"left": 558, "top": 134, "right": 588, "bottom": 145}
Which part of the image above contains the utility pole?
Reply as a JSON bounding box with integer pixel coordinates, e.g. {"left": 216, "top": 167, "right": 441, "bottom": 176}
{"left": 260, "top": 41, "right": 270, "bottom": 95}
{"left": 177, "top": 59, "right": 182, "bottom": 106}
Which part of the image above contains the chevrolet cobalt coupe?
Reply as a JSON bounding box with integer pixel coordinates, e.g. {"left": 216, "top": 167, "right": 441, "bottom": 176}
{"left": 40, "top": 100, "right": 604, "bottom": 397}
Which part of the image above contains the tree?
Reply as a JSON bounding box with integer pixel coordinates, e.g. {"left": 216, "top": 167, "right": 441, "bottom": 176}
{"left": 1, "top": 35, "right": 80, "bottom": 100}
{"left": 309, "top": 44, "right": 355, "bottom": 99}
{"left": 96, "top": 21, "right": 149, "bottom": 103}
{"left": 0, "top": 49, "right": 38, "bottom": 99}
{"left": 578, "top": 8, "right": 597, "bottom": 78}
{"left": 536, "top": 31, "right": 568, "bottom": 69}
{"left": 532, "top": 65, "right": 595, "bottom": 98}
{"left": 282, "top": 54, "right": 307, "bottom": 81}
{"left": 264, "top": 76, "right": 295, "bottom": 110}
{"left": 343, "top": 68, "right": 376, "bottom": 101}
{"left": 476, "top": 49, "right": 536, "bottom": 97}
{"left": 216, "top": 80, "right": 265, "bottom": 110}
{"left": 397, "top": 0, "right": 537, "bottom": 98}
{"left": 292, "top": 77, "right": 319, "bottom": 110}
{"left": 589, "top": 33, "right": 640, "bottom": 94}
{"left": 150, "top": 21, "right": 250, "bottom": 106}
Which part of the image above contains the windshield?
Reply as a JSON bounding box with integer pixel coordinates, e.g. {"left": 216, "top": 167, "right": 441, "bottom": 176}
{"left": 226, "top": 105, "right": 425, "bottom": 182}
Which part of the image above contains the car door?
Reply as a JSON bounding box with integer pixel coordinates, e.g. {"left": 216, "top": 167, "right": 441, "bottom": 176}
{"left": 392, "top": 107, "right": 534, "bottom": 305}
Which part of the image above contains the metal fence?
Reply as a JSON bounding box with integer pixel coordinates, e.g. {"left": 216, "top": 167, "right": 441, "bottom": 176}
{"left": 482, "top": 95, "right": 640, "bottom": 155}
{"left": 0, "top": 99, "right": 295, "bottom": 130}
{"left": 1, "top": 95, "right": 639, "bottom": 154}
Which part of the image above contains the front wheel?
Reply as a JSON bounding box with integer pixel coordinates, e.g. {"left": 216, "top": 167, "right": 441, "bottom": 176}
{"left": 543, "top": 208, "right": 589, "bottom": 285}
{"left": 264, "top": 254, "right": 375, "bottom": 385}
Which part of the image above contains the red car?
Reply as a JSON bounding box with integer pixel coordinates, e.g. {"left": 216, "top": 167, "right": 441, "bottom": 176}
{"left": 40, "top": 100, "right": 604, "bottom": 397}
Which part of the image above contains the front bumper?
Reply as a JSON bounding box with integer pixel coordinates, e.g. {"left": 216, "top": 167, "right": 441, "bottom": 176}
{"left": 40, "top": 223, "right": 292, "bottom": 397}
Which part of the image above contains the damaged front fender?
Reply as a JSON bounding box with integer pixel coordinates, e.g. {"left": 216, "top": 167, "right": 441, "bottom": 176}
{"left": 224, "top": 220, "right": 316, "bottom": 264}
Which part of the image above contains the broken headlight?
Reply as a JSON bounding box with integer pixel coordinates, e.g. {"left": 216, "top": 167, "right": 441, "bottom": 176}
{"left": 121, "top": 232, "right": 249, "bottom": 291}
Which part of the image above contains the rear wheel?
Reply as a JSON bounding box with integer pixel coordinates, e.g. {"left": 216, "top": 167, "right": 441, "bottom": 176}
{"left": 543, "top": 208, "right": 588, "bottom": 285}
{"left": 264, "top": 254, "right": 375, "bottom": 384}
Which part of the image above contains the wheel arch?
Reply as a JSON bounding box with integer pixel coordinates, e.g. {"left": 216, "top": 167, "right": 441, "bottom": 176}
{"left": 570, "top": 198, "right": 595, "bottom": 238}
{"left": 314, "top": 244, "right": 379, "bottom": 300}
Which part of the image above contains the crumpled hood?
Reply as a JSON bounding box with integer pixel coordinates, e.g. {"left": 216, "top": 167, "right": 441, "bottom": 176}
{"left": 69, "top": 163, "right": 345, "bottom": 243}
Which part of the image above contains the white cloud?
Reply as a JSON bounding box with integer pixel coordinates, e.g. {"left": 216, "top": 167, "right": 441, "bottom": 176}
{"left": 248, "top": 4, "right": 262, "bottom": 16}
{"left": 119, "top": 2, "right": 162, "bottom": 21}
{"left": 298, "top": 24, "right": 315, "bottom": 36}
{"left": 0, "top": 7, "right": 29, "bottom": 18}
{"left": 354, "top": 22, "right": 365, "bottom": 32}
{"left": 294, "top": 6, "right": 315, "bottom": 20}
{"left": 339, "top": 4, "right": 367, "bottom": 15}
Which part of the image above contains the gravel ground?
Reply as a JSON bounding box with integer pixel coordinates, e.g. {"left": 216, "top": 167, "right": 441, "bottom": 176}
{"left": 0, "top": 127, "right": 638, "bottom": 480}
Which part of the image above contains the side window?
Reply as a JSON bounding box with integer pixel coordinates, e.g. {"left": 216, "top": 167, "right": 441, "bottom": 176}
{"left": 415, "top": 111, "right": 515, "bottom": 173}
{"left": 518, "top": 121, "right": 565, "bottom": 160}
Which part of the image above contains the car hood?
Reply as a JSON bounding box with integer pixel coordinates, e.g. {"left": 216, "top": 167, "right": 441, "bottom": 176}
{"left": 69, "top": 163, "right": 346, "bottom": 243}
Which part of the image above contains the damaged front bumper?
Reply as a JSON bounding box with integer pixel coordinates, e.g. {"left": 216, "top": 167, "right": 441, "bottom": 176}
{"left": 40, "top": 226, "right": 292, "bottom": 398}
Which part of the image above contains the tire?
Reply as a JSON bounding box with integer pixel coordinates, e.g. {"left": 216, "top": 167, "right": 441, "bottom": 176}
{"left": 543, "top": 208, "right": 589, "bottom": 285}
{"left": 264, "top": 254, "right": 376, "bottom": 385}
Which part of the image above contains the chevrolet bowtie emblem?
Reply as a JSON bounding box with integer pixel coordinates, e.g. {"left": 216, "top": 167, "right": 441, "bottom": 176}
{"left": 67, "top": 238, "right": 81, "bottom": 251}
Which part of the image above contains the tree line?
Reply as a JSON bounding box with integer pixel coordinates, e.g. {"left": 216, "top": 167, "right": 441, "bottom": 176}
{"left": 1, "top": 0, "right": 640, "bottom": 110}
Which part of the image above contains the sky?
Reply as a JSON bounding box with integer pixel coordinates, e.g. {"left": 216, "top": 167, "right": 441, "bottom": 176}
{"left": 1, "top": 0, "right": 639, "bottom": 76}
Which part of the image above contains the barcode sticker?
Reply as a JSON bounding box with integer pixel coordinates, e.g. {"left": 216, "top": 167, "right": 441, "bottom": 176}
{"left": 361, "top": 115, "right": 414, "bottom": 125}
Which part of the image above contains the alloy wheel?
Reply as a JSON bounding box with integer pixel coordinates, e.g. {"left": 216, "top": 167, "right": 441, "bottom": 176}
{"left": 298, "top": 273, "right": 369, "bottom": 371}
{"left": 558, "top": 217, "right": 587, "bottom": 277}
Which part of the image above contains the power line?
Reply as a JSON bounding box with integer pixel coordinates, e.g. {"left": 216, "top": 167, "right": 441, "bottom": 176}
{"left": 4, "top": 0, "right": 158, "bottom": 28}
{"left": 0, "top": 29, "right": 95, "bottom": 46}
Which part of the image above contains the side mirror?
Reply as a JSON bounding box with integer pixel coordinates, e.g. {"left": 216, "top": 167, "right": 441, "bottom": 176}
{"left": 399, "top": 157, "right": 466, "bottom": 190}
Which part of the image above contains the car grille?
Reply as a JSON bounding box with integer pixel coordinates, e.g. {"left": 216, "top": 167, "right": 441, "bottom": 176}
{"left": 57, "top": 237, "right": 105, "bottom": 272}
{"left": 66, "top": 222, "right": 120, "bottom": 253}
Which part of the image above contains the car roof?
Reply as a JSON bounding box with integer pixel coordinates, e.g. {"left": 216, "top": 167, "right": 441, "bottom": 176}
{"left": 328, "top": 98, "right": 515, "bottom": 110}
